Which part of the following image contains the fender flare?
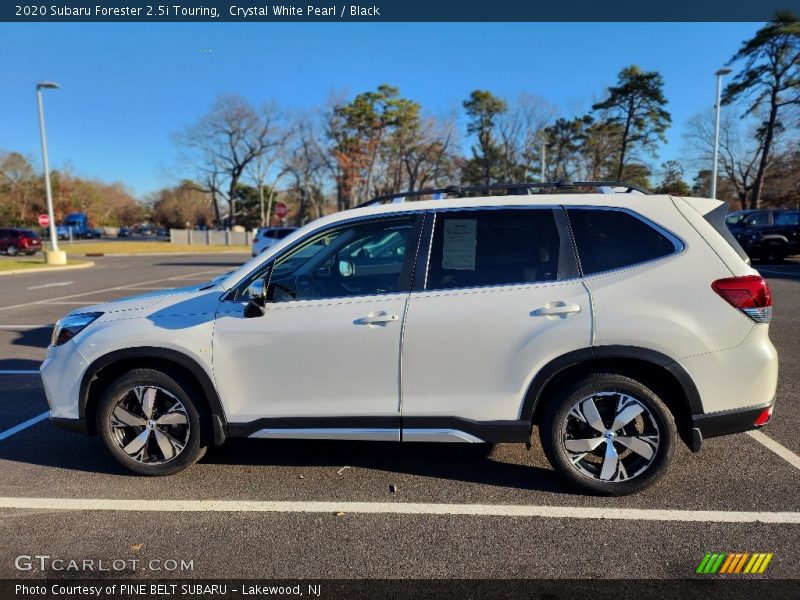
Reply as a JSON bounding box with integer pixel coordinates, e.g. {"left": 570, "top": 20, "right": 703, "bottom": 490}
{"left": 519, "top": 345, "right": 703, "bottom": 421}
{"left": 79, "top": 346, "right": 228, "bottom": 437}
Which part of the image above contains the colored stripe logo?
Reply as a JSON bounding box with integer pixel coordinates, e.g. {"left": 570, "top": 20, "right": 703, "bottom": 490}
{"left": 696, "top": 552, "right": 773, "bottom": 574}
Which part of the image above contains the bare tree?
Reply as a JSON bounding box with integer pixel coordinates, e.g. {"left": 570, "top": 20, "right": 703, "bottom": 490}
{"left": 175, "top": 94, "right": 285, "bottom": 227}
{"left": 684, "top": 108, "right": 770, "bottom": 209}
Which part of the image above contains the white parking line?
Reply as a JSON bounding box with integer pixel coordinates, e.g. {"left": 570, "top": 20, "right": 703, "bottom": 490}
{"left": 747, "top": 430, "right": 800, "bottom": 471}
{"left": 48, "top": 301, "right": 107, "bottom": 305}
{"left": 27, "top": 281, "right": 74, "bottom": 290}
{"left": 0, "top": 412, "right": 48, "bottom": 442}
{"left": 0, "top": 325, "right": 49, "bottom": 329}
{"left": 0, "top": 370, "right": 40, "bottom": 375}
{"left": 0, "top": 497, "right": 798, "bottom": 523}
{"left": 0, "top": 269, "right": 223, "bottom": 312}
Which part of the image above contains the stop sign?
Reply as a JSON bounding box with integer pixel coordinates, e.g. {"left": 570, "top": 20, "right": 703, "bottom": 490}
{"left": 275, "top": 202, "right": 288, "bottom": 219}
{"left": 38, "top": 214, "right": 50, "bottom": 227}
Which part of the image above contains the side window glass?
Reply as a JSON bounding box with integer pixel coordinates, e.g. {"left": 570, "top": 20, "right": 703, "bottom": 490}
{"left": 567, "top": 209, "right": 677, "bottom": 275}
{"left": 745, "top": 212, "right": 770, "bottom": 226}
{"left": 266, "top": 216, "right": 416, "bottom": 302}
{"left": 426, "top": 209, "right": 561, "bottom": 291}
{"left": 774, "top": 213, "right": 799, "bottom": 226}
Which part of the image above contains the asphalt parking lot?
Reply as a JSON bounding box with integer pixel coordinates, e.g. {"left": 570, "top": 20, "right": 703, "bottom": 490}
{"left": 0, "top": 254, "right": 799, "bottom": 581}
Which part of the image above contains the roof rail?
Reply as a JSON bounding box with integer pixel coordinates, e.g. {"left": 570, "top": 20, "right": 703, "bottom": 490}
{"left": 357, "top": 180, "right": 650, "bottom": 208}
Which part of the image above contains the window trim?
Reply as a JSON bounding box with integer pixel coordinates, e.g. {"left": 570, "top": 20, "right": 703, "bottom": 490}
{"left": 564, "top": 205, "right": 685, "bottom": 278}
{"left": 414, "top": 205, "right": 579, "bottom": 294}
{"left": 224, "top": 211, "right": 426, "bottom": 303}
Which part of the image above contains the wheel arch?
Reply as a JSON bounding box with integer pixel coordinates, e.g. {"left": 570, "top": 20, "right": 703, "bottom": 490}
{"left": 522, "top": 346, "right": 702, "bottom": 450}
{"left": 80, "top": 347, "right": 227, "bottom": 444}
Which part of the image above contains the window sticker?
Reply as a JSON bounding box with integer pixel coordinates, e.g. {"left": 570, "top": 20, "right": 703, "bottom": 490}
{"left": 442, "top": 218, "right": 477, "bottom": 270}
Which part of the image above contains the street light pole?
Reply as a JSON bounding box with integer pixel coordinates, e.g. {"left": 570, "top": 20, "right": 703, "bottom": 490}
{"left": 711, "top": 68, "right": 732, "bottom": 199}
{"left": 36, "top": 81, "right": 63, "bottom": 261}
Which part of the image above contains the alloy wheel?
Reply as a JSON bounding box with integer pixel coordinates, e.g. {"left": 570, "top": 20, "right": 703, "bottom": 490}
{"left": 561, "top": 392, "right": 660, "bottom": 482}
{"left": 108, "top": 385, "right": 190, "bottom": 464}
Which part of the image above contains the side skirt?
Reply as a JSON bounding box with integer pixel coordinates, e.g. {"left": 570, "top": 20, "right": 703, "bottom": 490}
{"left": 227, "top": 417, "right": 531, "bottom": 444}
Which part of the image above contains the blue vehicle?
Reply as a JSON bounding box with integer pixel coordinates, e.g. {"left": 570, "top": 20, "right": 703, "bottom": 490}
{"left": 56, "top": 212, "right": 90, "bottom": 240}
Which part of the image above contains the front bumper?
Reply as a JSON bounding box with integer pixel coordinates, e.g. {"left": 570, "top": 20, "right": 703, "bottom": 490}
{"left": 689, "top": 398, "right": 775, "bottom": 451}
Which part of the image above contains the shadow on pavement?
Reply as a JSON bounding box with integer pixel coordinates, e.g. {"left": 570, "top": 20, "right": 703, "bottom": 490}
{"left": 0, "top": 427, "right": 574, "bottom": 494}
{"left": 9, "top": 326, "right": 51, "bottom": 350}
{"left": 0, "top": 357, "right": 43, "bottom": 370}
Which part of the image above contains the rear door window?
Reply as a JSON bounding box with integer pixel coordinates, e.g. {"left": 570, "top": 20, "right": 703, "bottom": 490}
{"left": 567, "top": 209, "right": 678, "bottom": 275}
{"left": 774, "top": 212, "right": 799, "bottom": 226}
{"left": 426, "top": 209, "right": 564, "bottom": 290}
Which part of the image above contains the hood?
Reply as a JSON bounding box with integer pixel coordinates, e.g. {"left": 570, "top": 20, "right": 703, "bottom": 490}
{"left": 67, "top": 281, "right": 226, "bottom": 318}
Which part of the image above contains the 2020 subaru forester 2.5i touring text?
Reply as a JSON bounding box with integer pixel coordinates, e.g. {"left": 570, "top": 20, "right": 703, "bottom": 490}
{"left": 41, "top": 182, "right": 778, "bottom": 495}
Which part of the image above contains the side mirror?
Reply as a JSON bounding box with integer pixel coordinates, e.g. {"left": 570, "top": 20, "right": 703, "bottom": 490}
{"left": 243, "top": 278, "right": 267, "bottom": 318}
{"left": 338, "top": 259, "right": 355, "bottom": 278}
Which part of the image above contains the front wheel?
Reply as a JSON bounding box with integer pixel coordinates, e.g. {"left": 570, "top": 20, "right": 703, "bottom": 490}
{"left": 97, "top": 368, "right": 208, "bottom": 475}
{"left": 540, "top": 373, "right": 675, "bottom": 495}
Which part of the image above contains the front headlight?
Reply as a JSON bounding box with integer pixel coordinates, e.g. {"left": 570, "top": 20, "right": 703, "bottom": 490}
{"left": 51, "top": 312, "right": 103, "bottom": 346}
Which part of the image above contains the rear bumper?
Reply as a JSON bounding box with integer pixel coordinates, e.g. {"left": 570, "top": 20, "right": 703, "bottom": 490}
{"left": 689, "top": 398, "right": 775, "bottom": 451}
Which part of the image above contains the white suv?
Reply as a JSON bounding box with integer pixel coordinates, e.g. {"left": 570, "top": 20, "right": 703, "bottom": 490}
{"left": 42, "top": 182, "right": 778, "bottom": 495}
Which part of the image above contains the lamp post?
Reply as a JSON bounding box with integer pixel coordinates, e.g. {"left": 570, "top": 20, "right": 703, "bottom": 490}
{"left": 36, "top": 81, "right": 66, "bottom": 264}
{"left": 711, "top": 68, "right": 732, "bottom": 199}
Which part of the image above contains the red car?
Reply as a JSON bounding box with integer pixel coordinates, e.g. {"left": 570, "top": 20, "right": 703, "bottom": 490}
{"left": 0, "top": 228, "right": 43, "bottom": 256}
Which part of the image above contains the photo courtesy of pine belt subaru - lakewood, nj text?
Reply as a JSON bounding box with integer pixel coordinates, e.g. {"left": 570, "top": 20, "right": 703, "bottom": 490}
{"left": 41, "top": 181, "right": 778, "bottom": 495}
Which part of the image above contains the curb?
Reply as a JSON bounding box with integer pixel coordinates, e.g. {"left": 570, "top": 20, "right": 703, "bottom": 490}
{"left": 0, "top": 260, "right": 95, "bottom": 277}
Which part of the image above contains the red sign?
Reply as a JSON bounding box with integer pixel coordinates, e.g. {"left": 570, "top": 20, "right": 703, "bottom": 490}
{"left": 275, "top": 202, "right": 288, "bottom": 219}
{"left": 38, "top": 214, "right": 50, "bottom": 227}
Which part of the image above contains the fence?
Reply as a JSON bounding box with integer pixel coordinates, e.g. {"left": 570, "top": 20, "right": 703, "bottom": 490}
{"left": 170, "top": 229, "right": 253, "bottom": 246}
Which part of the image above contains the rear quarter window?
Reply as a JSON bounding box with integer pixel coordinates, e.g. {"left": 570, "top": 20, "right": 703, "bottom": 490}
{"left": 567, "top": 209, "right": 677, "bottom": 275}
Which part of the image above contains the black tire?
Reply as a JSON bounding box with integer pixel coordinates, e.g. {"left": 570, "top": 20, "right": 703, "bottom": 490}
{"left": 760, "top": 242, "right": 786, "bottom": 264}
{"left": 6, "top": 245, "right": 18, "bottom": 256}
{"left": 96, "top": 368, "right": 208, "bottom": 476}
{"left": 540, "top": 372, "right": 676, "bottom": 496}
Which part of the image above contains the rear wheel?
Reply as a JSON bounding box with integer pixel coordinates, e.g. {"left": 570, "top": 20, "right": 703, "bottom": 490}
{"left": 761, "top": 242, "right": 787, "bottom": 264}
{"left": 540, "top": 373, "right": 675, "bottom": 495}
{"left": 6, "top": 245, "right": 18, "bottom": 256}
{"left": 97, "top": 368, "right": 208, "bottom": 476}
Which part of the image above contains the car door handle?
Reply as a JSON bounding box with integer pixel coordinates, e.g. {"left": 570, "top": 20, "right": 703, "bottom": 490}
{"left": 354, "top": 312, "right": 400, "bottom": 326}
{"left": 532, "top": 302, "right": 582, "bottom": 317}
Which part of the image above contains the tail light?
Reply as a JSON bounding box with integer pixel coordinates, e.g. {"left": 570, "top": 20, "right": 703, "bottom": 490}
{"left": 712, "top": 275, "right": 772, "bottom": 323}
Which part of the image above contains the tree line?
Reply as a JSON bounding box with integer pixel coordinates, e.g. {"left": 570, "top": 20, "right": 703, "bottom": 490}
{"left": 1, "top": 14, "right": 797, "bottom": 230}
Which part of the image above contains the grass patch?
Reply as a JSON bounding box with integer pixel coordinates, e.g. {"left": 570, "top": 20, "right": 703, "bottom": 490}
{"left": 0, "top": 257, "right": 90, "bottom": 272}
{"left": 62, "top": 242, "right": 250, "bottom": 255}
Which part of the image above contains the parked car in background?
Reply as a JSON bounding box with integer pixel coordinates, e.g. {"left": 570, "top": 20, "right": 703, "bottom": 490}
{"left": 84, "top": 228, "right": 103, "bottom": 239}
{"left": 726, "top": 209, "right": 800, "bottom": 263}
{"left": 118, "top": 227, "right": 132, "bottom": 238}
{"left": 156, "top": 227, "right": 169, "bottom": 237}
{"left": 252, "top": 226, "right": 298, "bottom": 256}
{"left": 0, "top": 228, "right": 43, "bottom": 255}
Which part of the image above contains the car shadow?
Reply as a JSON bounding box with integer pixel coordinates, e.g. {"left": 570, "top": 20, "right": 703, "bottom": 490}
{"left": 0, "top": 426, "right": 575, "bottom": 494}
{"left": 0, "top": 357, "right": 43, "bottom": 370}
{"left": 9, "top": 326, "right": 51, "bottom": 350}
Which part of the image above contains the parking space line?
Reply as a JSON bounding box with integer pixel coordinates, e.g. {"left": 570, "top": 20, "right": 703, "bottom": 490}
{"left": 0, "top": 370, "right": 40, "bottom": 375}
{"left": 48, "top": 301, "right": 107, "bottom": 305}
{"left": 0, "top": 325, "right": 49, "bottom": 329}
{"left": 27, "top": 281, "right": 74, "bottom": 290}
{"left": 747, "top": 430, "right": 800, "bottom": 471}
{"left": 0, "top": 412, "right": 48, "bottom": 442}
{"left": 0, "top": 269, "right": 224, "bottom": 312}
{"left": 0, "top": 497, "right": 798, "bottom": 523}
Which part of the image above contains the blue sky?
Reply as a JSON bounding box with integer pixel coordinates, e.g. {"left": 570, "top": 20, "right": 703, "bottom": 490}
{"left": 0, "top": 22, "right": 761, "bottom": 197}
